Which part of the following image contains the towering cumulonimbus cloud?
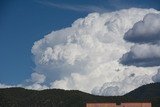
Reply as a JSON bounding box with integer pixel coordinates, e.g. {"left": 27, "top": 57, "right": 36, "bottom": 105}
{"left": 29, "top": 8, "right": 160, "bottom": 96}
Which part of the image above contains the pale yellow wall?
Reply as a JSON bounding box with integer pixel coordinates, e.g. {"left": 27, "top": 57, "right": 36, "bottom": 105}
{"left": 121, "top": 103, "right": 151, "bottom": 107}
{"left": 86, "top": 103, "right": 151, "bottom": 107}
{"left": 86, "top": 103, "right": 116, "bottom": 107}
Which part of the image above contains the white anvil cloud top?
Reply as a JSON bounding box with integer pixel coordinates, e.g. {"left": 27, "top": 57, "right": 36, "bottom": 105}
{"left": 29, "top": 8, "right": 160, "bottom": 96}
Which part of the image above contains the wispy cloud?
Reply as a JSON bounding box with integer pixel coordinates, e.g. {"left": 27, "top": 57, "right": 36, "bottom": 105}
{"left": 36, "top": 1, "right": 108, "bottom": 13}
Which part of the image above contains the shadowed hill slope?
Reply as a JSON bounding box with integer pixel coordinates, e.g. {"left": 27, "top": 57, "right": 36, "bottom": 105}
{"left": 125, "top": 83, "right": 160, "bottom": 99}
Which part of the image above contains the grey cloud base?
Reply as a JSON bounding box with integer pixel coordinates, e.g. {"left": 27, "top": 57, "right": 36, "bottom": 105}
{"left": 120, "top": 44, "right": 160, "bottom": 67}
{"left": 121, "top": 13, "right": 160, "bottom": 67}
{"left": 121, "top": 55, "right": 160, "bottom": 67}
{"left": 124, "top": 13, "right": 160, "bottom": 44}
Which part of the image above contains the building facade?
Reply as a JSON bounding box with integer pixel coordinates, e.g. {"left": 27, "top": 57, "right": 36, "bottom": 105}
{"left": 86, "top": 103, "right": 151, "bottom": 107}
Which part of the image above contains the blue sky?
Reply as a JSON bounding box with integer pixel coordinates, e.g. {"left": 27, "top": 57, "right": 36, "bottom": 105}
{"left": 0, "top": 0, "right": 160, "bottom": 85}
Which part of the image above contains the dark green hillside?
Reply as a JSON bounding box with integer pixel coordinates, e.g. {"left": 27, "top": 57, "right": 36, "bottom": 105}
{"left": 0, "top": 88, "right": 121, "bottom": 107}
{"left": 0, "top": 83, "right": 160, "bottom": 107}
{"left": 125, "top": 83, "right": 160, "bottom": 99}
{"left": 124, "top": 83, "right": 160, "bottom": 107}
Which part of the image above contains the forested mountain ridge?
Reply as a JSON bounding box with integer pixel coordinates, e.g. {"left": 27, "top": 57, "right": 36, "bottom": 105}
{"left": 0, "top": 83, "right": 160, "bottom": 107}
